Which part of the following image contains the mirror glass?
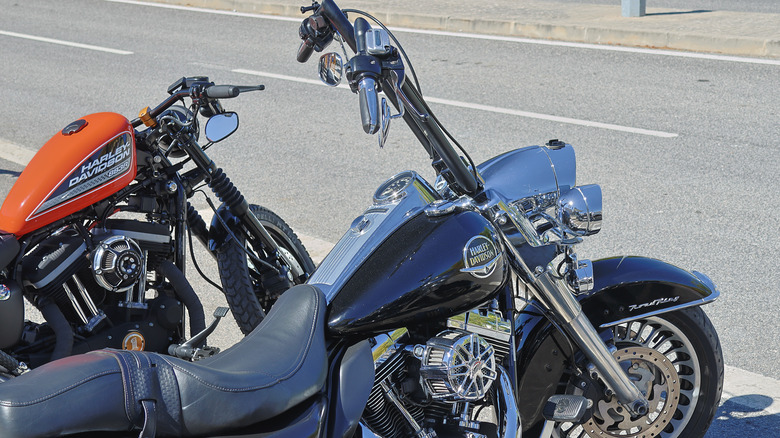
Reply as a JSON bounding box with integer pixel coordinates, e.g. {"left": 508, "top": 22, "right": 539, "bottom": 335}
{"left": 204, "top": 112, "right": 239, "bottom": 143}
{"left": 378, "top": 98, "right": 391, "bottom": 148}
{"left": 319, "top": 53, "right": 343, "bottom": 86}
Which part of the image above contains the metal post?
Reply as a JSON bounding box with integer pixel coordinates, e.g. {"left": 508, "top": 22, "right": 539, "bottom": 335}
{"left": 622, "top": 0, "right": 646, "bottom": 17}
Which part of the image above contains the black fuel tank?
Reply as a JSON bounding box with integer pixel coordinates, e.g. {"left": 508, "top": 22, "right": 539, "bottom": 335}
{"left": 327, "top": 210, "right": 507, "bottom": 337}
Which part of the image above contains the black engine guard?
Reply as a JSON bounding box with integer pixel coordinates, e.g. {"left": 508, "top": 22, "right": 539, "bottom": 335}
{"left": 513, "top": 255, "right": 719, "bottom": 432}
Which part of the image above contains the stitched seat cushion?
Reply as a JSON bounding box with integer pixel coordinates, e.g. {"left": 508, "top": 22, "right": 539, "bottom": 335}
{"left": 0, "top": 284, "right": 328, "bottom": 437}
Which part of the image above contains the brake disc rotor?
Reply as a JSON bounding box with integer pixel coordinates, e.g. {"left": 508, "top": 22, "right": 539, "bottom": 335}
{"left": 583, "top": 347, "right": 680, "bottom": 437}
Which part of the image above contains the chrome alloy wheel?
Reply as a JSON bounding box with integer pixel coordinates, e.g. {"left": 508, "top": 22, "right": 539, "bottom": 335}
{"left": 556, "top": 316, "right": 703, "bottom": 438}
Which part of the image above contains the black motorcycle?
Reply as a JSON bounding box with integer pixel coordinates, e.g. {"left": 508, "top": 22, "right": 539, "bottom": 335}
{"left": 0, "top": 1, "right": 722, "bottom": 437}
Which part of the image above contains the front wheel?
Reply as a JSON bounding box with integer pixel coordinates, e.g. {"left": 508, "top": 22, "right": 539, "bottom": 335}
{"left": 556, "top": 307, "right": 723, "bottom": 438}
{"left": 216, "top": 204, "right": 316, "bottom": 334}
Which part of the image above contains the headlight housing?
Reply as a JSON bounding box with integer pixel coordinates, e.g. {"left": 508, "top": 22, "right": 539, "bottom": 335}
{"left": 557, "top": 184, "right": 602, "bottom": 237}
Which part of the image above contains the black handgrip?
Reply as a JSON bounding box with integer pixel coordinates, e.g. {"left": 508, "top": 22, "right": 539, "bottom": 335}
{"left": 204, "top": 85, "right": 240, "bottom": 99}
{"left": 297, "top": 40, "right": 315, "bottom": 63}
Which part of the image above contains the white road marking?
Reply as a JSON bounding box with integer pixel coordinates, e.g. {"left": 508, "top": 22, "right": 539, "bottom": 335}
{"left": 0, "top": 30, "right": 133, "bottom": 55}
{"left": 106, "top": 0, "right": 780, "bottom": 66}
{"left": 0, "top": 139, "right": 36, "bottom": 166}
{"left": 386, "top": 28, "right": 780, "bottom": 67}
{"left": 233, "top": 68, "right": 679, "bottom": 138}
{"left": 424, "top": 96, "right": 678, "bottom": 138}
{"left": 105, "top": 0, "right": 301, "bottom": 22}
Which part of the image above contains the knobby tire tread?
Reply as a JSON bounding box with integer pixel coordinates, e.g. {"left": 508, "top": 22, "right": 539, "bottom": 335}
{"left": 217, "top": 205, "right": 314, "bottom": 335}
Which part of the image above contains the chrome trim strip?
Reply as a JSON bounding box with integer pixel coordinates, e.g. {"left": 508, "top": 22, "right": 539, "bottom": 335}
{"left": 103, "top": 230, "right": 170, "bottom": 244}
{"left": 310, "top": 171, "right": 439, "bottom": 300}
{"left": 495, "top": 365, "right": 522, "bottom": 438}
{"left": 599, "top": 291, "right": 720, "bottom": 329}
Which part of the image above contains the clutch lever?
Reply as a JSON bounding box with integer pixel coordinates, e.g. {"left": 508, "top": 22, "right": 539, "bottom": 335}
{"left": 387, "top": 70, "right": 427, "bottom": 121}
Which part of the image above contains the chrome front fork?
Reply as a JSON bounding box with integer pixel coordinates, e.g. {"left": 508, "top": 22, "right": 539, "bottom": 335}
{"left": 532, "top": 266, "right": 650, "bottom": 417}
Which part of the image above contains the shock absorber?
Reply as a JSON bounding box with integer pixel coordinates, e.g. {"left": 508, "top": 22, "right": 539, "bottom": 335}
{"left": 208, "top": 167, "right": 248, "bottom": 217}
{"left": 208, "top": 168, "right": 294, "bottom": 292}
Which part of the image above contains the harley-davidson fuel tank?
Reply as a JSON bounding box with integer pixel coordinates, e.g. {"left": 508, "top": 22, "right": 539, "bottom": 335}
{"left": 0, "top": 112, "right": 136, "bottom": 236}
{"left": 311, "top": 171, "right": 507, "bottom": 337}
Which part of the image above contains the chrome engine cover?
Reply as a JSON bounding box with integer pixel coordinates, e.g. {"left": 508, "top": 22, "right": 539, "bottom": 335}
{"left": 416, "top": 329, "right": 497, "bottom": 401}
{"left": 91, "top": 235, "right": 144, "bottom": 292}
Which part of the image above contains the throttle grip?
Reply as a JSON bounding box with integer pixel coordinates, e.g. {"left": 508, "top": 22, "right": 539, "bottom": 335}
{"left": 358, "top": 77, "right": 380, "bottom": 134}
{"left": 204, "top": 85, "right": 240, "bottom": 99}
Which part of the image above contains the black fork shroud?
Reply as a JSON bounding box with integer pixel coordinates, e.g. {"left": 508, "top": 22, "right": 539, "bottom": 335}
{"left": 512, "top": 255, "right": 719, "bottom": 431}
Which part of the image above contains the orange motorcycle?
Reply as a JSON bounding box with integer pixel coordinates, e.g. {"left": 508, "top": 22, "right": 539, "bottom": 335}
{"left": 0, "top": 76, "right": 315, "bottom": 378}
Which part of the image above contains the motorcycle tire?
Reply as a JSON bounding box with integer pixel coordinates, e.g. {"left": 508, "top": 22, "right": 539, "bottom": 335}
{"left": 216, "top": 204, "right": 316, "bottom": 335}
{"left": 555, "top": 306, "right": 723, "bottom": 438}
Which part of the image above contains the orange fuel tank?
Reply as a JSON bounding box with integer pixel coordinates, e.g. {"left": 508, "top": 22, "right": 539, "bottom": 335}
{"left": 0, "top": 113, "right": 136, "bottom": 236}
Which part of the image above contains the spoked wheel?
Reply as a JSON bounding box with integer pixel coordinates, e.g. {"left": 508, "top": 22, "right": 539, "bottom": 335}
{"left": 216, "top": 204, "right": 316, "bottom": 334}
{"left": 555, "top": 307, "right": 723, "bottom": 438}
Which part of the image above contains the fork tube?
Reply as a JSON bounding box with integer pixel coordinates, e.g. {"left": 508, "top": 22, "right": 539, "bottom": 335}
{"left": 532, "top": 267, "right": 649, "bottom": 416}
{"left": 180, "top": 137, "right": 284, "bottom": 257}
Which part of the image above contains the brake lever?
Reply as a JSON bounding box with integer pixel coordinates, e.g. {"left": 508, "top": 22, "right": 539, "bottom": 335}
{"left": 236, "top": 85, "right": 265, "bottom": 93}
{"left": 387, "top": 70, "right": 427, "bottom": 121}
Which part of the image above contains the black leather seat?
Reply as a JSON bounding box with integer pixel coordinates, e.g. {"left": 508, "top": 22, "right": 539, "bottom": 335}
{"left": 0, "top": 284, "right": 328, "bottom": 437}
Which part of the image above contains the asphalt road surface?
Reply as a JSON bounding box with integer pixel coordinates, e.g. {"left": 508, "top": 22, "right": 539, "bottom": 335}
{"left": 0, "top": 1, "right": 779, "bottom": 436}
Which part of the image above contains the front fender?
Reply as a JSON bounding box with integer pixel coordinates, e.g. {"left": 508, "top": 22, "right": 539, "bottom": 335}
{"left": 583, "top": 256, "right": 719, "bottom": 328}
{"left": 513, "top": 256, "right": 719, "bottom": 432}
{"left": 208, "top": 203, "right": 239, "bottom": 253}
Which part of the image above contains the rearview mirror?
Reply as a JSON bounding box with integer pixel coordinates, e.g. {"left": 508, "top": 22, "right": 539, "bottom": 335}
{"left": 319, "top": 53, "right": 343, "bottom": 86}
{"left": 204, "top": 112, "right": 239, "bottom": 143}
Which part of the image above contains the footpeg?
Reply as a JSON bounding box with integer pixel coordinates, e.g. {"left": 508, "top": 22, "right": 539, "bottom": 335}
{"left": 543, "top": 395, "right": 592, "bottom": 423}
{"left": 169, "top": 307, "right": 229, "bottom": 361}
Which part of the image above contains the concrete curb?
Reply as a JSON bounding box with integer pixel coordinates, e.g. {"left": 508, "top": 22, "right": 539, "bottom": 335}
{"left": 144, "top": 0, "right": 780, "bottom": 58}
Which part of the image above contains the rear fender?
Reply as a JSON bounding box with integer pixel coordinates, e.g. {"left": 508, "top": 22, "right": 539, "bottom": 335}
{"left": 514, "top": 256, "right": 719, "bottom": 431}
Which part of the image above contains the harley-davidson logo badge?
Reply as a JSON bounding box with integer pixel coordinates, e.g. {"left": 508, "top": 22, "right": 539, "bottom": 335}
{"left": 122, "top": 331, "right": 146, "bottom": 351}
{"left": 461, "top": 235, "right": 499, "bottom": 278}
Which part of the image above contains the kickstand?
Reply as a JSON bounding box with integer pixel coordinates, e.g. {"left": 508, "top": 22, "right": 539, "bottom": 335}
{"left": 168, "top": 307, "right": 230, "bottom": 361}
